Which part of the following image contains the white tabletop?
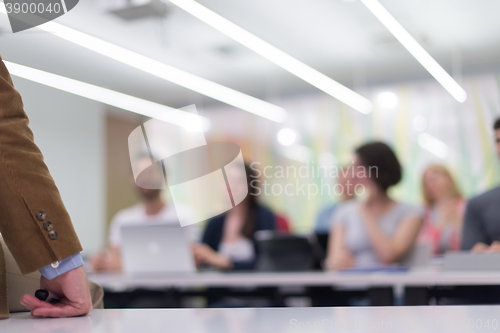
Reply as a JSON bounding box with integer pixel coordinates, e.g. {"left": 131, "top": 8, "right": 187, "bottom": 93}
{"left": 87, "top": 269, "right": 500, "bottom": 291}
{"left": 2, "top": 306, "right": 500, "bottom": 333}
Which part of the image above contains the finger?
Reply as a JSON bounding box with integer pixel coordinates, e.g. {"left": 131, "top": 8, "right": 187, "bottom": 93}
{"left": 32, "top": 307, "right": 68, "bottom": 318}
{"left": 488, "top": 245, "right": 500, "bottom": 253}
{"left": 32, "top": 304, "right": 89, "bottom": 318}
{"left": 471, "top": 243, "right": 487, "bottom": 253}
{"left": 20, "top": 294, "right": 55, "bottom": 311}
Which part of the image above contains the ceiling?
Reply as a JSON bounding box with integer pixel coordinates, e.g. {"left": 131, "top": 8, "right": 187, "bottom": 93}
{"left": 1, "top": 0, "right": 500, "bottom": 111}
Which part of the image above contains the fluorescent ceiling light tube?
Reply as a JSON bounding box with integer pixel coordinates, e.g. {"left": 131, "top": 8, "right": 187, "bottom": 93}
{"left": 4, "top": 60, "right": 210, "bottom": 131}
{"left": 418, "top": 132, "right": 449, "bottom": 159}
{"left": 168, "top": 0, "right": 373, "bottom": 114}
{"left": 0, "top": 4, "right": 287, "bottom": 123}
{"left": 360, "top": 0, "right": 467, "bottom": 103}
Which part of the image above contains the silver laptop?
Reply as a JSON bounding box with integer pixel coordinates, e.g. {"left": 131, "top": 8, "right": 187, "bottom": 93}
{"left": 121, "top": 224, "right": 196, "bottom": 275}
{"left": 444, "top": 251, "right": 500, "bottom": 271}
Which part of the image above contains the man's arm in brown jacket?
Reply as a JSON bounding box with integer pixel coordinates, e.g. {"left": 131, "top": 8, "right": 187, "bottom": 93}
{"left": 0, "top": 56, "right": 82, "bottom": 274}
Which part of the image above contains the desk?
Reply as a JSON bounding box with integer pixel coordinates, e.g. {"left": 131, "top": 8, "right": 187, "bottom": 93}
{"left": 88, "top": 269, "right": 500, "bottom": 291}
{"left": 2, "top": 306, "right": 500, "bottom": 332}
{"left": 88, "top": 269, "right": 500, "bottom": 306}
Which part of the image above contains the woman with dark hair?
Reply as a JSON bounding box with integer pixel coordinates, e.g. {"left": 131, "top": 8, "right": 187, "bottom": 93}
{"left": 192, "top": 163, "right": 276, "bottom": 270}
{"left": 325, "top": 142, "right": 422, "bottom": 270}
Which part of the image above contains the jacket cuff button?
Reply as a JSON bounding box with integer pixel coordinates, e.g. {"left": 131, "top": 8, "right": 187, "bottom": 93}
{"left": 36, "top": 211, "right": 46, "bottom": 221}
{"left": 43, "top": 221, "right": 54, "bottom": 231}
{"left": 48, "top": 230, "right": 58, "bottom": 240}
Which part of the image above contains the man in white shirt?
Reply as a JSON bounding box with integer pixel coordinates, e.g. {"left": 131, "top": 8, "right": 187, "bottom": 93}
{"left": 90, "top": 155, "right": 198, "bottom": 271}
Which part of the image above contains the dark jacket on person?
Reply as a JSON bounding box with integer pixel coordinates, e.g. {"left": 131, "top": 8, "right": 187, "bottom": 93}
{"left": 461, "top": 186, "right": 500, "bottom": 250}
{"left": 202, "top": 205, "right": 276, "bottom": 270}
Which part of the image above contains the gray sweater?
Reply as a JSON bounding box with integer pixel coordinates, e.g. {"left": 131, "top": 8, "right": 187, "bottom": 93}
{"left": 461, "top": 186, "right": 500, "bottom": 250}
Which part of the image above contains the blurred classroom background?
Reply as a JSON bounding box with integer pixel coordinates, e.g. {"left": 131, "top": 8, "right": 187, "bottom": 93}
{"left": 2, "top": 0, "right": 500, "bottom": 308}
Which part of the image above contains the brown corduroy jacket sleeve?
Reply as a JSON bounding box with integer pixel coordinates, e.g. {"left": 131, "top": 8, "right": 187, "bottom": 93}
{"left": 0, "top": 56, "right": 82, "bottom": 275}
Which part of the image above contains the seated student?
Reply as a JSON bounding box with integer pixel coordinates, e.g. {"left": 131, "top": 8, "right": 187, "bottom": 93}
{"left": 419, "top": 165, "right": 465, "bottom": 255}
{"left": 461, "top": 117, "right": 500, "bottom": 252}
{"left": 193, "top": 163, "right": 276, "bottom": 270}
{"left": 314, "top": 168, "right": 355, "bottom": 234}
{"left": 325, "top": 142, "right": 422, "bottom": 270}
{"left": 90, "top": 154, "right": 198, "bottom": 272}
{"left": 431, "top": 118, "right": 500, "bottom": 306}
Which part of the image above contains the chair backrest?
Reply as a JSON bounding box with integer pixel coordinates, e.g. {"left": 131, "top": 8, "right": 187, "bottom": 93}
{"left": 255, "top": 233, "right": 316, "bottom": 271}
{"left": 275, "top": 215, "right": 291, "bottom": 233}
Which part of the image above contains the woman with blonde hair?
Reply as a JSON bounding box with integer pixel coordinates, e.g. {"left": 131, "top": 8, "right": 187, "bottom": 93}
{"left": 419, "top": 165, "right": 465, "bottom": 254}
